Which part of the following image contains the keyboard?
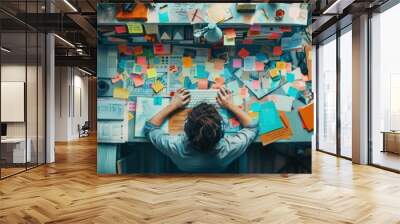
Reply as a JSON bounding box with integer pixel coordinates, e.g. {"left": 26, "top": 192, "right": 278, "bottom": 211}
{"left": 187, "top": 90, "right": 219, "bottom": 108}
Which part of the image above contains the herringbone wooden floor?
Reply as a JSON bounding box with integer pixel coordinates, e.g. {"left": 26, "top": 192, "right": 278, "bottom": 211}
{"left": 1, "top": 136, "right": 400, "bottom": 224}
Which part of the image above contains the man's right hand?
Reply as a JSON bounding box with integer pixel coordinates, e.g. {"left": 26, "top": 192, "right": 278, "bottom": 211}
{"left": 216, "top": 87, "right": 234, "bottom": 109}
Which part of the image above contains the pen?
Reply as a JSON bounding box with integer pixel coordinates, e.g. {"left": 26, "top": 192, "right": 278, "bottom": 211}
{"left": 262, "top": 8, "right": 269, "bottom": 20}
{"left": 192, "top": 8, "right": 198, "bottom": 22}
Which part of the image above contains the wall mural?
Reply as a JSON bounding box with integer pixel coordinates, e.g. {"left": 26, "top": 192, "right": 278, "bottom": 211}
{"left": 97, "top": 2, "right": 313, "bottom": 174}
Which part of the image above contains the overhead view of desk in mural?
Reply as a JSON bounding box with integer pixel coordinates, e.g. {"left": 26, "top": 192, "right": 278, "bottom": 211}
{"left": 97, "top": 3, "right": 313, "bottom": 174}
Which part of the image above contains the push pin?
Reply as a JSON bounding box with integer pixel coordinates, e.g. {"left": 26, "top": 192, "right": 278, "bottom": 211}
{"left": 275, "top": 9, "right": 285, "bottom": 21}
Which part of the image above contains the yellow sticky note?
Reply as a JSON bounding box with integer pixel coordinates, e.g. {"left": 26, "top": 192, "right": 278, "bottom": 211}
{"left": 147, "top": 68, "right": 157, "bottom": 79}
{"left": 127, "top": 22, "right": 143, "bottom": 34}
{"left": 152, "top": 80, "right": 164, "bottom": 93}
{"left": 182, "top": 57, "right": 193, "bottom": 68}
{"left": 128, "top": 112, "right": 134, "bottom": 121}
{"left": 248, "top": 111, "right": 259, "bottom": 119}
{"left": 113, "top": 87, "right": 129, "bottom": 99}
{"left": 269, "top": 69, "right": 280, "bottom": 78}
{"left": 276, "top": 61, "right": 286, "bottom": 70}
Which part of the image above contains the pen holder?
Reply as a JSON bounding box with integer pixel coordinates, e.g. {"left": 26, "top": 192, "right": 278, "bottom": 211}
{"left": 204, "top": 23, "right": 222, "bottom": 43}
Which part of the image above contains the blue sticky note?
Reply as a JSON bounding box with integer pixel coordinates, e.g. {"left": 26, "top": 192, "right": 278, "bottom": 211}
{"left": 153, "top": 96, "right": 162, "bottom": 105}
{"left": 256, "top": 53, "right": 268, "bottom": 62}
{"left": 287, "top": 73, "right": 295, "bottom": 82}
{"left": 184, "top": 76, "right": 192, "bottom": 89}
{"left": 195, "top": 65, "right": 209, "bottom": 78}
{"left": 250, "top": 102, "right": 261, "bottom": 112}
{"left": 258, "top": 101, "right": 283, "bottom": 134}
{"left": 287, "top": 86, "right": 299, "bottom": 98}
{"left": 159, "top": 12, "right": 169, "bottom": 23}
{"left": 269, "top": 61, "right": 276, "bottom": 69}
{"left": 244, "top": 56, "right": 256, "bottom": 72}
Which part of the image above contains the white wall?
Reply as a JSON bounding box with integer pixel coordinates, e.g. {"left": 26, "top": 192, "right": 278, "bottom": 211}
{"left": 54, "top": 67, "right": 89, "bottom": 141}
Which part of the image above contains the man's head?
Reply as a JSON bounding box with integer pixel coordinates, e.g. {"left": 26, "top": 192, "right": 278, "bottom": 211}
{"left": 184, "top": 103, "right": 223, "bottom": 152}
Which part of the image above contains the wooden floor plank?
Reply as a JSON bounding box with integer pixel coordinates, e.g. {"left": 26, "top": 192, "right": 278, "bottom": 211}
{"left": 0, "top": 135, "right": 400, "bottom": 224}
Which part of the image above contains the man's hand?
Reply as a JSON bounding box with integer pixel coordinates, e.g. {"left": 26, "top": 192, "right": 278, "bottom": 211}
{"left": 170, "top": 88, "right": 191, "bottom": 110}
{"left": 216, "top": 87, "right": 233, "bottom": 109}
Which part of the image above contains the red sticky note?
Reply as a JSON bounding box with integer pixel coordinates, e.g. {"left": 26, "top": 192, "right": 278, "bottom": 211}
{"left": 115, "top": 25, "right": 127, "bottom": 34}
{"left": 273, "top": 46, "right": 283, "bottom": 56}
{"left": 238, "top": 48, "right": 250, "bottom": 59}
{"left": 241, "top": 39, "right": 254, "bottom": 45}
{"left": 268, "top": 32, "right": 281, "bottom": 40}
{"left": 229, "top": 118, "right": 240, "bottom": 128}
{"left": 255, "top": 62, "right": 264, "bottom": 71}
{"left": 154, "top": 43, "right": 169, "bottom": 55}
{"left": 280, "top": 26, "right": 292, "bottom": 32}
{"left": 198, "top": 79, "right": 208, "bottom": 89}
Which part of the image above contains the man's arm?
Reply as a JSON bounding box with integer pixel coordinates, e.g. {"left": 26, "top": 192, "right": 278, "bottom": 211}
{"left": 216, "top": 87, "right": 253, "bottom": 127}
{"left": 148, "top": 88, "right": 190, "bottom": 126}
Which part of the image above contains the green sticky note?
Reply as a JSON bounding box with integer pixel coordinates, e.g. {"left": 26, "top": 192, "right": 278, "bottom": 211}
{"left": 147, "top": 68, "right": 157, "bottom": 79}
{"left": 127, "top": 22, "right": 143, "bottom": 34}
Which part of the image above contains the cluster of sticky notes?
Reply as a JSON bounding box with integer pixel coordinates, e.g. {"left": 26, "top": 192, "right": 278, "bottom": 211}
{"left": 127, "top": 22, "right": 143, "bottom": 34}
{"left": 152, "top": 80, "right": 164, "bottom": 93}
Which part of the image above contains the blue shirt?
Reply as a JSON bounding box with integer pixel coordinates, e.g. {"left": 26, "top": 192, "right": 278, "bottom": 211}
{"left": 143, "top": 120, "right": 258, "bottom": 173}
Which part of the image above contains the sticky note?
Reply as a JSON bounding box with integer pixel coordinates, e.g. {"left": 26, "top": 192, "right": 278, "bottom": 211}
{"left": 114, "top": 25, "right": 126, "bottom": 34}
{"left": 270, "top": 69, "right": 280, "bottom": 79}
{"left": 133, "top": 46, "right": 143, "bottom": 55}
{"left": 224, "top": 36, "right": 235, "bottom": 46}
{"left": 258, "top": 101, "right": 284, "bottom": 134}
{"left": 153, "top": 96, "right": 162, "bottom": 105}
{"left": 214, "top": 59, "right": 225, "bottom": 70}
{"left": 113, "top": 87, "right": 129, "bottom": 99}
{"left": 182, "top": 57, "right": 193, "bottom": 68}
{"left": 195, "top": 65, "right": 209, "bottom": 78}
{"left": 273, "top": 46, "right": 283, "bottom": 56}
{"left": 252, "top": 80, "right": 260, "bottom": 90}
{"left": 134, "top": 65, "right": 142, "bottom": 73}
{"left": 250, "top": 102, "right": 261, "bottom": 112}
{"left": 111, "top": 74, "right": 123, "bottom": 84}
{"left": 118, "top": 45, "right": 127, "bottom": 54}
{"left": 238, "top": 48, "right": 250, "bottom": 59}
{"left": 239, "top": 87, "right": 249, "bottom": 99}
{"left": 287, "top": 73, "right": 295, "bottom": 82}
{"left": 229, "top": 118, "right": 240, "bottom": 128}
{"left": 276, "top": 61, "right": 286, "bottom": 70}
{"left": 256, "top": 53, "right": 268, "bottom": 62}
{"left": 213, "top": 76, "right": 224, "bottom": 89}
{"left": 255, "top": 62, "right": 264, "bottom": 71}
{"left": 127, "top": 22, "right": 143, "bottom": 34}
{"left": 224, "top": 28, "right": 236, "bottom": 39}
{"left": 136, "top": 56, "right": 147, "bottom": 65}
{"left": 147, "top": 68, "right": 157, "bottom": 79}
{"left": 198, "top": 79, "right": 208, "bottom": 89}
{"left": 153, "top": 44, "right": 170, "bottom": 55}
{"left": 287, "top": 86, "right": 299, "bottom": 98}
{"left": 158, "top": 11, "right": 169, "bottom": 23}
{"left": 132, "top": 75, "right": 144, "bottom": 87}
{"left": 233, "top": 58, "right": 242, "bottom": 68}
{"left": 244, "top": 56, "right": 256, "bottom": 72}
{"left": 128, "top": 112, "right": 134, "bottom": 121}
{"left": 184, "top": 76, "right": 193, "bottom": 89}
{"left": 128, "top": 102, "right": 136, "bottom": 112}
{"left": 152, "top": 80, "right": 164, "bottom": 93}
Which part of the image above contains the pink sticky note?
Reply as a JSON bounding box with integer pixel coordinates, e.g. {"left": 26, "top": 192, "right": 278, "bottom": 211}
{"left": 198, "top": 79, "right": 208, "bottom": 89}
{"left": 136, "top": 56, "right": 147, "bottom": 65}
{"left": 252, "top": 80, "right": 260, "bottom": 90}
{"left": 239, "top": 87, "right": 249, "bottom": 99}
{"left": 238, "top": 48, "right": 250, "bottom": 59}
{"left": 214, "top": 59, "right": 225, "bottom": 70}
{"left": 229, "top": 118, "right": 240, "bottom": 128}
{"left": 233, "top": 58, "right": 242, "bottom": 68}
{"left": 286, "top": 63, "right": 292, "bottom": 72}
{"left": 128, "top": 102, "right": 136, "bottom": 112}
{"left": 111, "top": 74, "right": 122, "bottom": 84}
{"left": 255, "top": 62, "right": 264, "bottom": 71}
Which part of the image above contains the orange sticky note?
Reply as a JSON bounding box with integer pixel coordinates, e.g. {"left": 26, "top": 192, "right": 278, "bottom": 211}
{"left": 270, "top": 69, "right": 280, "bottom": 78}
{"left": 112, "top": 74, "right": 123, "bottom": 84}
{"left": 132, "top": 46, "right": 143, "bottom": 55}
{"left": 198, "top": 79, "right": 208, "bottom": 89}
{"left": 182, "top": 57, "right": 193, "bottom": 68}
{"left": 276, "top": 61, "right": 286, "bottom": 70}
{"left": 224, "top": 28, "right": 236, "bottom": 39}
{"left": 118, "top": 45, "right": 128, "bottom": 54}
{"left": 273, "top": 46, "right": 283, "bottom": 56}
{"left": 212, "top": 76, "right": 224, "bottom": 89}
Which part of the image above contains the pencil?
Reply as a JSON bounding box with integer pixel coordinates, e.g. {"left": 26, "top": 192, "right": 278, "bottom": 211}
{"left": 192, "top": 8, "right": 198, "bottom": 22}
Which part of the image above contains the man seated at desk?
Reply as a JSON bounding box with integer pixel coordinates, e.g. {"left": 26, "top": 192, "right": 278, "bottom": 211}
{"left": 144, "top": 87, "right": 258, "bottom": 172}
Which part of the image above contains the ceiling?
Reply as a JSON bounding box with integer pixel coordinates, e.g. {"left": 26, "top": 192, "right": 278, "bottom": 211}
{"left": 0, "top": 0, "right": 393, "bottom": 75}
